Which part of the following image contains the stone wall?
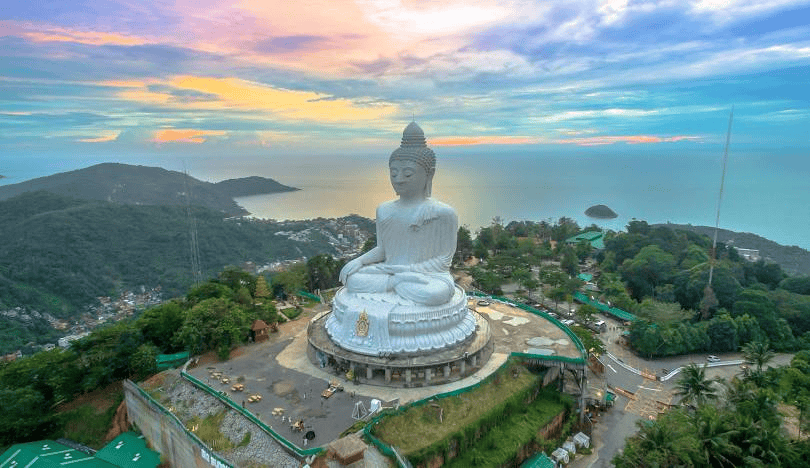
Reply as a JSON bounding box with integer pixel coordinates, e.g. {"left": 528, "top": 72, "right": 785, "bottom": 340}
{"left": 123, "top": 380, "right": 232, "bottom": 468}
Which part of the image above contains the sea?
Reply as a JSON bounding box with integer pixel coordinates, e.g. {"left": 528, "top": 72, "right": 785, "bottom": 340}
{"left": 3, "top": 146, "right": 809, "bottom": 250}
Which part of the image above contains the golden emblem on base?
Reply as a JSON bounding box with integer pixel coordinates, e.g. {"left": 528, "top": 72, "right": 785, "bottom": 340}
{"left": 355, "top": 310, "right": 369, "bottom": 337}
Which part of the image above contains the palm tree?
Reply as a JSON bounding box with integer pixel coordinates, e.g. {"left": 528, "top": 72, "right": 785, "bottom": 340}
{"left": 675, "top": 363, "right": 719, "bottom": 407}
{"left": 741, "top": 339, "right": 775, "bottom": 374}
{"left": 692, "top": 405, "right": 740, "bottom": 468}
{"left": 741, "top": 339, "right": 775, "bottom": 386}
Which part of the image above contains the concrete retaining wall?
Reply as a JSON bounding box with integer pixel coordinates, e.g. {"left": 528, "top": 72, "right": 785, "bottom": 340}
{"left": 123, "top": 380, "right": 232, "bottom": 468}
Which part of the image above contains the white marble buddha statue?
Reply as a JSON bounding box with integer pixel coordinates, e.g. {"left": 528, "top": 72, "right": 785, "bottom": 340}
{"left": 325, "top": 122, "right": 475, "bottom": 355}
{"left": 338, "top": 121, "right": 457, "bottom": 306}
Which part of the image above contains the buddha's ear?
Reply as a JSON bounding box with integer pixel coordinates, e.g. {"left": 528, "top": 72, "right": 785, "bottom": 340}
{"left": 424, "top": 171, "right": 434, "bottom": 197}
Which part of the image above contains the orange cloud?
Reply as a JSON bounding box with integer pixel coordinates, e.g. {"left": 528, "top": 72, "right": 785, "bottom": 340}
{"left": 152, "top": 129, "right": 226, "bottom": 144}
{"left": 557, "top": 135, "right": 702, "bottom": 146}
{"left": 78, "top": 131, "right": 120, "bottom": 143}
{"left": 24, "top": 29, "right": 147, "bottom": 46}
{"left": 114, "top": 75, "right": 396, "bottom": 123}
{"left": 431, "top": 136, "right": 542, "bottom": 146}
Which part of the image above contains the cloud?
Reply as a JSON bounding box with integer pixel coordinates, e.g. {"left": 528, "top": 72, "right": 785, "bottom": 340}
{"left": 555, "top": 135, "right": 702, "bottom": 146}
{"left": 113, "top": 75, "right": 397, "bottom": 123}
{"left": 152, "top": 128, "right": 226, "bottom": 144}
{"left": 22, "top": 28, "right": 149, "bottom": 47}
{"left": 78, "top": 130, "right": 120, "bottom": 143}
{"left": 432, "top": 135, "right": 544, "bottom": 146}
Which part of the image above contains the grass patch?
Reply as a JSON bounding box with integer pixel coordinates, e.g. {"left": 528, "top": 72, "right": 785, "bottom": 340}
{"left": 58, "top": 390, "right": 124, "bottom": 449}
{"left": 443, "top": 389, "right": 567, "bottom": 468}
{"left": 374, "top": 362, "right": 537, "bottom": 454}
{"left": 237, "top": 431, "right": 251, "bottom": 448}
{"left": 186, "top": 410, "right": 233, "bottom": 452}
{"left": 281, "top": 307, "right": 302, "bottom": 320}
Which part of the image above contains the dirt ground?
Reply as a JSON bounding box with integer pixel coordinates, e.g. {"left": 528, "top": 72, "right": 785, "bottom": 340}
{"left": 56, "top": 381, "right": 123, "bottom": 413}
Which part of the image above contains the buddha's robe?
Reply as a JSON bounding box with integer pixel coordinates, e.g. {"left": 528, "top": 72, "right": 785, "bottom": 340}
{"left": 345, "top": 198, "right": 457, "bottom": 306}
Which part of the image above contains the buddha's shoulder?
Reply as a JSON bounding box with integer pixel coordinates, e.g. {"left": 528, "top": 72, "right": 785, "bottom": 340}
{"left": 376, "top": 200, "right": 399, "bottom": 218}
{"left": 424, "top": 199, "right": 456, "bottom": 218}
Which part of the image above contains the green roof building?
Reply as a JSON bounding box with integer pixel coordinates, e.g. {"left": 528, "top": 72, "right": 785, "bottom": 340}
{"left": 0, "top": 434, "right": 159, "bottom": 468}
{"left": 520, "top": 452, "right": 555, "bottom": 468}
{"left": 0, "top": 440, "right": 114, "bottom": 467}
{"left": 565, "top": 230, "right": 605, "bottom": 250}
{"left": 95, "top": 433, "right": 160, "bottom": 468}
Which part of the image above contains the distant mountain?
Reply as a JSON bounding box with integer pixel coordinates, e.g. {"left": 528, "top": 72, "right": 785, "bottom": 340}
{"left": 655, "top": 223, "right": 810, "bottom": 276}
{"left": 0, "top": 190, "right": 371, "bottom": 321}
{"left": 0, "top": 163, "right": 298, "bottom": 216}
{"left": 214, "top": 176, "right": 298, "bottom": 198}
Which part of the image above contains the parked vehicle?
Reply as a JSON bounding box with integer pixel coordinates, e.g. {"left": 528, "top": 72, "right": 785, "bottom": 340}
{"left": 707, "top": 355, "right": 720, "bottom": 362}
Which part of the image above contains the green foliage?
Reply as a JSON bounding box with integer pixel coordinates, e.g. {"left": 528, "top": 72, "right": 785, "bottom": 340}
{"left": 560, "top": 246, "right": 579, "bottom": 276}
{"left": 374, "top": 362, "right": 544, "bottom": 463}
{"left": 675, "top": 363, "right": 719, "bottom": 407}
{"left": 305, "top": 254, "right": 343, "bottom": 291}
{"left": 281, "top": 306, "right": 303, "bottom": 320}
{"left": 58, "top": 391, "right": 124, "bottom": 449}
{"left": 0, "top": 386, "right": 56, "bottom": 444}
{"left": 0, "top": 268, "right": 278, "bottom": 447}
{"left": 575, "top": 304, "right": 598, "bottom": 323}
{"left": 187, "top": 411, "right": 234, "bottom": 452}
{"left": 237, "top": 431, "right": 251, "bottom": 448}
{"left": 271, "top": 262, "right": 307, "bottom": 298}
{"left": 620, "top": 245, "right": 676, "bottom": 300}
{"left": 779, "top": 275, "right": 810, "bottom": 295}
{"left": 455, "top": 226, "right": 474, "bottom": 265}
{"left": 571, "top": 325, "right": 605, "bottom": 355}
{"left": 635, "top": 299, "right": 693, "bottom": 325}
{"left": 137, "top": 301, "right": 185, "bottom": 352}
{"left": 0, "top": 191, "right": 361, "bottom": 324}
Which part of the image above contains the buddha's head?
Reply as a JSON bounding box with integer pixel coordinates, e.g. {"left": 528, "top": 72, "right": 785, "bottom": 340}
{"left": 389, "top": 121, "right": 436, "bottom": 198}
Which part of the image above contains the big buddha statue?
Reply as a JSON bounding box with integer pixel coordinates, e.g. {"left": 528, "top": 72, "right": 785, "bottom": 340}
{"left": 325, "top": 122, "right": 475, "bottom": 356}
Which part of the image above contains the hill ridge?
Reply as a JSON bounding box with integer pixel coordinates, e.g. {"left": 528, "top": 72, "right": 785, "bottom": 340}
{"left": 654, "top": 222, "right": 810, "bottom": 276}
{"left": 0, "top": 163, "right": 298, "bottom": 216}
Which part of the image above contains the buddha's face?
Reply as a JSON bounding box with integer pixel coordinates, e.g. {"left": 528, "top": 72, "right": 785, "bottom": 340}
{"left": 390, "top": 159, "right": 427, "bottom": 200}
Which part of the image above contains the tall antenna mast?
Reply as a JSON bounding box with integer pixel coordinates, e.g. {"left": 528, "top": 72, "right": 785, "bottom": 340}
{"left": 708, "top": 107, "right": 734, "bottom": 286}
{"left": 183, "top": 162, "right": 203, "bottom": 286}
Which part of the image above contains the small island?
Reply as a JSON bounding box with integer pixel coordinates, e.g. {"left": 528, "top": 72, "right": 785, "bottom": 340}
{"left": 585, "top": 204, "right": 618, "bottom": 219}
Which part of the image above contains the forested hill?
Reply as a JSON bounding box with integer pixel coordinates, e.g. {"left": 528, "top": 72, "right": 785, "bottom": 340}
{"left": 214, "top": 175, "right": 299, "bottom": 197}
{"left": 0, "top": 163, "right": 298, "bottom": 216}
{"left": 0, "top": 191, "right": 369, "bottom": 322}
{"left": 655, "top": 223, "right": 810, "bottom": 276}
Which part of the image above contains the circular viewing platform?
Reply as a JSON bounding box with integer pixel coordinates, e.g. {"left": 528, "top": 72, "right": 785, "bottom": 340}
{"left": 308, "top": 310, "right": 493, "bottom": 388}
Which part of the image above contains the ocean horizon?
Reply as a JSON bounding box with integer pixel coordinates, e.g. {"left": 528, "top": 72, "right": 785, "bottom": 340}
{"left": 3, "top": 147, "right": 809, "bottom": 250}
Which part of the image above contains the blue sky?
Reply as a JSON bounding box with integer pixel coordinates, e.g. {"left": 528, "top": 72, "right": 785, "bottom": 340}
{"left": 0, "top": 0, "right": 808, "bottom": 170}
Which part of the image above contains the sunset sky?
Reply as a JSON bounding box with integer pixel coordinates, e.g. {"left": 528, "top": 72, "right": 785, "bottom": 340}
{"left": 1, "top": 0, "right": 809, "bottom": 167}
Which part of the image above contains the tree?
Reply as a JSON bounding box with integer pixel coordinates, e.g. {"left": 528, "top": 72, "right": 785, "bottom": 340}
{"left": 619, "top": 245, "right": 676, "bottom": 300}
{"left": 779, "top": 276, "right": 810, "bottom": 295}
{"left": 675, "top": 363, "right": 719, "bottom": 407}
{"left": 0, "top": 386, "right": 55, "bottom": 445}
{"left": 254, "top": 275, "right": 270, "bottom": 301}
{"left": 575, "top": 304, "right": 598, "bottom": 323}
{"left": 272, "top": 262, "right": 307, "bottom": 298}
{"left": 560, "top": 246, "right": 579, "bottom": 275}
{"left": 742, "top": 339, "right": 775, "bottom": 378}
{"left": 215, "top": 267, "right": 256, "bottom": 295}
{"left": 613, "top": 410, "right": 697, "bottom": 468}
{"left": 306, "top": 254, "right": 341, "bottom": 291}
{"left": 455, "top": 226, "right": 473, "bottom": 265}
{"left": 130, "top": 343, "right": 159, "bottom": 379}
{"left": 137, "top": 300, "right": 185, "bottom": 352}
{"left": 692, "top": 405, "right": 741, "bottom": 468}
{"left": 549, "top": 287, "right": 567, "bottom": 313}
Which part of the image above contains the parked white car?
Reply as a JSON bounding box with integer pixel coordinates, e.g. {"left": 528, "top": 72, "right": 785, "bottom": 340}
{"left": 707, "top": 355, "right": 721, "bottom": 362}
